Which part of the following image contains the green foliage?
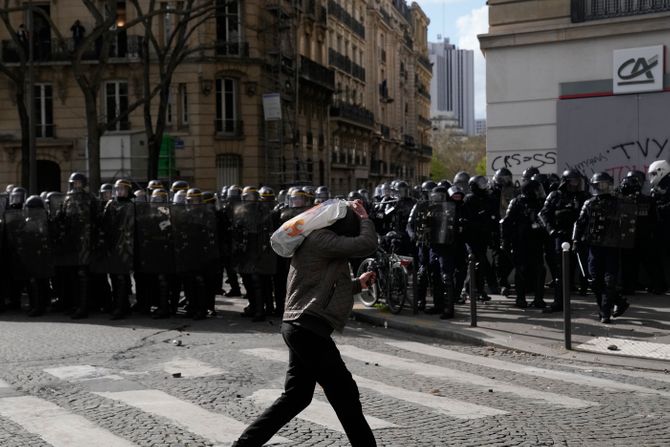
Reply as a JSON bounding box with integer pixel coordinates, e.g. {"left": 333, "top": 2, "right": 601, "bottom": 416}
{"left": 475, "top": 155, "right": 487, "bottom": 176}
{"left": 430, "top": 157, "right": 448, "bottom": 180}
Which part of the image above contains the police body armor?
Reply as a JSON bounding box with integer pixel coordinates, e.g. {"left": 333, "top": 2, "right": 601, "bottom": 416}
{"left": 99, "top": 200, "right": 135, "bottom": 274}
{"left": 232, "top": 201, "right": 263, "bottom": 275}
{"left": 134, "top": 202, "right": 175, "bottom": 274}
{"left": 257, "top": 202, "right": 279, "bottom": 275}
{"left": 54, "top": 191, "right": 94, "bottom": 266}
{"left": 390, "top": 197, "right": 415, "bottom": 234}
{"left": 171, "top": 203, "right": 219, "bottom": 274}
{"left": 279, "top": 206, "right": 307, "bottom": 224}
{"left": 0, "top": 196, "right": 6, "bottom": 255}
{"left": 428, "top": 201, "right": 457, "bottom": 245}
{"left": 584, "top": 196, "right": 637, "bottom": 249}
{"left": 407, "top": 201, "right": 431, "bottom": 246}
{"left": 494, "top": 185, "right": 517, "bottom": 218}
{"left": 4, "top": 207, "right": 53, "bottom": 279}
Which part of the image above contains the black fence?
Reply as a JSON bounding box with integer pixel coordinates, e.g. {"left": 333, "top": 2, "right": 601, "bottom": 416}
{"left": 328, "top": 0, "right": 365, "bottom": 38}
{"left": 300, "top": 55, "right": 335, "bottom": 90}
{"left": 330, "top": 103, "right": 374, "bottom": 127}
{"left": 572, "top": 0, "right": 670, "bottom": 22}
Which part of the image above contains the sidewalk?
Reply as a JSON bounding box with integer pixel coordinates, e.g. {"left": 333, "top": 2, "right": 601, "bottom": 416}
{"left": 351, "top": 292, "right": 670, "bottom": 371}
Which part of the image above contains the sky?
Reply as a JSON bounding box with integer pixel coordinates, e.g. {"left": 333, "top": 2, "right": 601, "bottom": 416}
{"left": 414, "top": 0, "right": 488, "bottom": 119}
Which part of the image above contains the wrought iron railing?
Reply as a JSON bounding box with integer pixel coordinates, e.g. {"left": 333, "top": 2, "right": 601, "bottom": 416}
{"left": 300, "top": 55, "right": 335, "bottom": 90}
{"left": 215, "top": 41, "right": 250, "bottom": 57}
{"left": 572, "top": 0, "right": 670, "bottom": 22}
{"left": 330, "top": 103, "right": 374, "bottom": 127}
{"left": 328, "top": 0, "right": 365, "bottom": 38}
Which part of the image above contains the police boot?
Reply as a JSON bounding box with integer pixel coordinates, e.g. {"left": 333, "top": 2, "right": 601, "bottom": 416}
{"left": 515, "top": 295, "right": 528, "bottom": 309}
{"left": 440, "top": 275, "right": 455, "bottom": 320}
{"left": 153, "top": 275, "right": 171, "bottom": 319}
{"left": 27, "top": 278, "right": 44, "bottom": 317}
{"left": 71, "top": 268, "right": 89, "bottom": 319}
{"left": 111, "top": 275, "right": 131, "bottom": 320}
{"left": 250, "top": 277, "right": 266, "bottom": 322}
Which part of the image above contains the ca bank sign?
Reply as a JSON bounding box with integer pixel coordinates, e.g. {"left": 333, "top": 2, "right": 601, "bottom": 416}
{"left": 613, "top": 45, "right": 665, "bottom": 94}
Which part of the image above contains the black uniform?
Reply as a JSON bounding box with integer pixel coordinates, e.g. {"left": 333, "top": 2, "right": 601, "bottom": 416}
{"left": 462, "top": 186, "right": 497, "bottom": 300}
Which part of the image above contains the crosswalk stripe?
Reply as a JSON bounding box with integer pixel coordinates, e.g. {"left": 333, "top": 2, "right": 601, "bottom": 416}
{"left": 388, "top": 341, "right": 670, "bottom": 397}
{"left": 241, "top": 348, "right": 508, "bottom": 419}
{"left": 560, "top": 363, "right": 670, "bottom": 384}
{"left": 95, "top": 389, "right": 290, "bottom": 446}
{"left": 161, "top": 357, "right": 226, "bottom": 378}
{"left": 44, "top": 365, "right": 125, "bottom": 382}
{"left": 338, "top": 345, "right": 597, "bottom": 409}
{"left": 250, "top": 389, "right": 397, "bottom": 432}
{"left": 0, "top": 379, "right": 9, "bottom": 388}
{"left": 0, "top": 395, "right": 136, "bottom": 447}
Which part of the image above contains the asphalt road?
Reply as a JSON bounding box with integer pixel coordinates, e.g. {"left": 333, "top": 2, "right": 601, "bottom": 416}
{"left": 0, "top": 298, "right": 669, "bottom": 446}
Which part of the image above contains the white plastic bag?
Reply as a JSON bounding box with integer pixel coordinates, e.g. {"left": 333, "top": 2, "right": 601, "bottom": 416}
{"left": 270, "top": 199, "right": 349, "bottom": 258}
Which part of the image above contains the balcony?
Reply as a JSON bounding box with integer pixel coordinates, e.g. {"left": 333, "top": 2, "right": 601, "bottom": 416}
{"left": 379, "top": 7, "right": 392, "bottom": 26}
{"left": 328, "top": 0, "right": 365, "bottom": 38}
{"left": 417, "top": 83, "right": 431, "bottom": 100}
{"left": 328, "top": 48, "right": 365, "bottom": 81}
{"left": 572, "top": 0, "right": 670, "bottom": 22}
{"left": 403, "top": 32, "right": 413, "bottom": 49}
{"left": 418, "top": 115, "right": 432, "bottom": 128}
{"left": 403, "top": 134, "right": 415, "bottom": 147}
{"left": 391, "top": 0, "right": 412, "bottom": 22}
{"left": 215, "top": 41, "right": 250, "bottom": 57}
{"left": 2, "top": 35, "right": 144, "bottom": 63}
{"left": 330, "top": 103, "right": 374, "bottom": 128}
{"left": 417, "top": 54, "right": 432, "bottom": 72}
{"left": 379, "top": 81, "right": 393, "bottom": 103}
{"left": 215, "top": 119, "right": 244, "bottom": 137}
{"left": 300, "top": 56, "right": 336, "bottom": 91}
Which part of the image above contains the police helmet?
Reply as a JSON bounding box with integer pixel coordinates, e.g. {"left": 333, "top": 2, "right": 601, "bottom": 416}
{"left": 289, "top": 188, "right": 307, "bottom": 208}
{"left": 348, "top": 191, "right": 363, "bottom": 201}
{"left": 68, "top": 172, "right": 88, "bottom": 190}
{"left": 531, "top": 173, "right": 548, "bottom": 191}
{"left": 202, "top": 191, "right": 217, "bottom": 205}
{"left": 5, "top": 184, "right": 15, "bottom": 193}
{"left": 24, "top": 195, "right": 45, "bottom": 209}
{"left": 99, "top": 183, "right": 114, "bottom": 201}
{"left": 380, "top": 183, "right": 392, "bottom": 198}
{"left": 171, "top": 180, "right": 189, "bottom": 193}
{"left": 358, "top": 189, "right": 370, "bottom": 201}
{"left": 114, "top": 179, "right": 132, "bottom": 199}
{"left": 626, "top": 170, "right": 646, "bottom": 187}
{"left": 395, "top": 181, "right": 410, "bottom": 198}
{"left": 242, "top": 186, "right": 259, "bottom": 202}
{"left": 186, "top": 188, "right": 203, "bottom": 204}
{"left": 40, "top": 191, "right": 48, "bottom": 201}
{"left": 469, "top": 175, "right": 489, "bottom": 195}
{"left": 9, "top": 187, "right": 27, "bottom": 207}
{"left": 590, "top": 172, "right": 614, "bottom": 196}
{"left": 421, "top": 180, "right": 437, "bottom": 192}
{"left": 227, "top": 185, "right": 242, "bottom": 202}
{"left": 561, "top": 169, "right": 585, "bottom": 193}
{"left": 429, "top": 186, "right": 448, "bottom": 203}
{"left": 45, "top": 191, "right": 63, "bottom": 206}
{"left": 259, "top": 186, "right": 275, "bottom": 202}
{"left": 302, "top": 186, "right": 316, "bottom": 205}
{"left": 276, "top": 189, "right": 287, "bottom": 205}
{"left": 547, "top": 173, "right": 561, "bottom": 191}
{"left": 620, "top": 175, "right": 642, "bottom": 196}
{"left": 147, "top": 180, "right": 164, "bottom": 192}
{"left": 522, "top": 167, "right": 540, "bottom": 181}
{"left": 494, "top": 168, "right": 513, "bottom": 187}
{"left": 448, "top": 185, "right": 465, "bottom": 201}
{"left": 521, "top": 179, "right": 545, "bottom": 201}
{"left": 314, "top": 186, "right": 330, "bottom": 204}
{"left": 453, "top": 172, "right": 470, "bottom": 187}
{"left": 436, "top": 180, "right": 452, "bottom": 190}
{"left": 150, "top": 188, "right": 169, "bottom": 203}
{"left": 220, "top": 186, "right": 228, "bottom": 200}
{"left": 172, "top": 189, "right": 187, "bottom": 205}
{"left": 134, "top": 189, "right": 147, "bottom": 202}
{"left": 648, "top": 160, "right": 670, "bottom": 188}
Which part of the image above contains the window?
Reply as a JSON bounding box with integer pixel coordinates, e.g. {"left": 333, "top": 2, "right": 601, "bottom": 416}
{"left": 34, "top": 83, "right": 53, "bottom": 138}
{"left": 105, "top": 80, "right": 129, "bottom": 131}
{"left": 161, "top": 2, "right": 172, "bottom": 47}
{"left": 215, "top": 78, "right": 239, "bottom": 135}
{"left": 178, "top": 83, "right": 189, "bottom": 127}
{"left": 216, "top": 154, "right": 241, "bottom": 189}
{"left": 216, "top": 0, "right": 240, "bottom": 55}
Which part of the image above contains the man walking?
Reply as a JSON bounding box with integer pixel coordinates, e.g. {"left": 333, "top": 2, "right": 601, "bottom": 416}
{"left": 233, "top": 200, "right": 378, "bottom": 447}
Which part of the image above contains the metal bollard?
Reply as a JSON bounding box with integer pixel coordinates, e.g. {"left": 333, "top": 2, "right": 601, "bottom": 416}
{"left": 468, "top": 254, "right": 477, "bottom": 327}
{"left": 412, "top": 258, "right": 419, "bottom": 315}
{"left": 561, "top": 242, "right": 572, "bottom": 350}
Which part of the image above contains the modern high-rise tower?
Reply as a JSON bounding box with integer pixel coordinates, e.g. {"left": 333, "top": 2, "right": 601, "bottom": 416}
{"left": 429, "top": 39, "right": 475, "bottom": 136}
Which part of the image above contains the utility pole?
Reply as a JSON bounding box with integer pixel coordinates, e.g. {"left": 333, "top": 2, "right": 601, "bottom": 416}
{"left": 27, "top": 2, "right": 37, "bottom": 194}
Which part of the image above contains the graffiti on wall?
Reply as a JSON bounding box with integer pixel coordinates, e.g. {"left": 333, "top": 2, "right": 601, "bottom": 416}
{"left": 489, "top": 150, "right": 557, "bottom": 174}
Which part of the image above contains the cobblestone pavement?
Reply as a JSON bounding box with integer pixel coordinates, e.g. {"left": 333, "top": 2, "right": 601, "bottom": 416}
{"left": 0, "top": 298, "right": 669, "bottom": 446}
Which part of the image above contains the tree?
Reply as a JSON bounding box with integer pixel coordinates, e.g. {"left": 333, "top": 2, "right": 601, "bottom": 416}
{"left": 431, "top": 129, "right": 486, "bottom": 181}
{"left": 127, "top": 0, "right": 215, "bottom": 180}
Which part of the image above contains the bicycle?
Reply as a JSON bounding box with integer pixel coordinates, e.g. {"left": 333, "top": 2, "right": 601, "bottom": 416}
{"left": 357, "top": 232, "right": 413, "bottom": 314}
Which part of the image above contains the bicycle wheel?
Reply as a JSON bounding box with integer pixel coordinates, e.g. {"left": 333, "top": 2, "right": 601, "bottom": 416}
{"left": 356, "top": 258, "right": 379, "bottom": 307}
{"left": 387, "top": 266, "right": 408, "bottom": 314}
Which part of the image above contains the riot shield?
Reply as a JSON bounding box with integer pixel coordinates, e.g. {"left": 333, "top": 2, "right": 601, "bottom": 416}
{"left": 4, "top": 208, "right": 53, "bottom": 279}
{"left": 97, "top": 200, "right": 135, "bottom": 274}
{"left": 617, "top": 198, "right": 637, "bottom": 249}
{"left": 53, "top": 192, "right": 93, "bottom": 266}
{"left": 134, "top": 202, "right": 175, "bottom": 274}
{"left": 257, "top": 202, "right": 279, "bottom": 275}
{"left": 499, "top": 185, "right": 516, "bottom": 217}
{"left": 429, "top": 201, "right": 457, "bottom": 245}
{"left": 231, "top": 202, "right": 263, "bottom": 274}
{"left": 171, "top": 204, "right": 219, "bottom": 274}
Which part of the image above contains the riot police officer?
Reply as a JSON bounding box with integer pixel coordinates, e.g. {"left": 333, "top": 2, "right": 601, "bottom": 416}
{"left": 648, "top": 160, "right": 670, "bottom": 292}
{"left": 147, "top": 180, "right": 164, "bottom": 196}
{"left": 258, "top": 186, "right": 280, "bottom": 315}
{"left": 573, "top": 173, "right": 632, "bottom": 323}
{"left": 453, "top": 172, "right": 470, "bottom": 194}
{"left": 99, "top": 183, "right": 114, "bottom": 202}
{"left": 490, "top": 168, "right": 517, "bottom": 296}
{"left": 221, "top": 185, "right": 243, "bottom": 297}
{"left": 314, "top": 186, "right": 330, "bottom": 205}
{"left": 539, "top": 169, "right": 590, "bottom": 312}
{"left": 501, "top": 179, "right": 547, "bottom": 309}
{"left": 462, "top": 175, "right": 497, "bottom": 301}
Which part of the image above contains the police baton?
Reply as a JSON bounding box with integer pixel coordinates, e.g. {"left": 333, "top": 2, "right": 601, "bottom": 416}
{"left": 468, "top": 254, "right": 477, "bottom": 327}
{"left": 561, "top": 242, "right": 572, "bottom": 350}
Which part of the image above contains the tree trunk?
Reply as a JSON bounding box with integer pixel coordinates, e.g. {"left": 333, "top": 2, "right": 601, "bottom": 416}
{"left": 83, "top": 92, "right": 101, "bottom": 191}
{"left": 15, "top": 86, "right": 30, "bottom": 188}
{"left": 147, "top": 134, "right": 160, "bottom": 180}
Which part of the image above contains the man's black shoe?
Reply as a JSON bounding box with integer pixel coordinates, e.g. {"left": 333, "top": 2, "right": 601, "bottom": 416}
{"left": 613, "top": 301, "right": 630, "bottom": 318}
{"left": 600, "top": 316, "right": 612, "bottom": 324}
{"left": 515, "top": 298, "right": 528, "bottom": 309}
{"left": 542, "top": 303, "right": 562, "bottom": 314}
{"left": 529, "top": 299, "right": 547, "bottom": 309}
{"left": 424, "top": 307, "right": 443, "bottom": 315}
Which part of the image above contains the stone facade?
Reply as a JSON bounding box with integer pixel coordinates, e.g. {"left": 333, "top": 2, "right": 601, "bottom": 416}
{"left": 0, "top": 0, "right": 431, "bottom": 194}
